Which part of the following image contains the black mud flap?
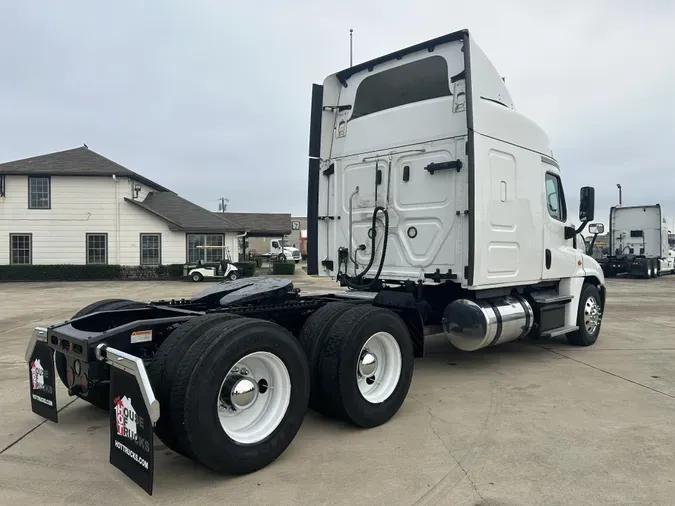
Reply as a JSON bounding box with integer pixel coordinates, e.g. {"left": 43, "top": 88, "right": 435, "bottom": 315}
{"left": 28, "top": 340, "right": 58, "bottom": 423}
{"left": 109, "top": 365, "right": 154, "bottom": 495}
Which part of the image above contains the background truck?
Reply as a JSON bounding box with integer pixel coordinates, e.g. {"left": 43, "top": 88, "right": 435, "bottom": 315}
{"left": 599, "top": 204, "right": 675, "bottom": 278}
{"left": 260, "top": 239, "right": 301, "bottom": 263}
{"left": 26, "top": 28, "right": 606, "bottom": 496}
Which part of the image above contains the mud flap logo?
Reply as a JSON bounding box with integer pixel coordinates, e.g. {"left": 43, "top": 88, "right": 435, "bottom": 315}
{"left": 109, "top": 367, "right": 154, "bottom": 495}
{"left": 28, "top": 342, "right": 58, "bottom": 423}
{"left": 31, "top": 359, "right": 44, "bottom": 391}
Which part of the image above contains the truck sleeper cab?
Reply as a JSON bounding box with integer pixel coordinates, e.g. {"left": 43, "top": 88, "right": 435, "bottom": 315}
{"left": 308, "top": 28, "right": 605, "bottom": 346}
{"left": 26, "top": 29, "right": 605, "bottom": 496}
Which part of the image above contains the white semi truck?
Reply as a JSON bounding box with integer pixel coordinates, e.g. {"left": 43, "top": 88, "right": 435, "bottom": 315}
{"left": 600, "top": 204, "right": 675, "bottom": 278}
{"left": 25, "top": 29, "right": 605, "bottom": 495}
{"left": 265, "top": 239, "right": 301, "bottom": 263}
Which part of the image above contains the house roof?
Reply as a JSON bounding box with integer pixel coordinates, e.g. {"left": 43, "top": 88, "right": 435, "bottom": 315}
{"left": 126, "top": 192, "right": 243, "bottom": 233}
{"left": 213, "top": 212, "right": 292, "bottom": 236}
{"left": 0, "top": 146, "right": 171, "bottom": 192}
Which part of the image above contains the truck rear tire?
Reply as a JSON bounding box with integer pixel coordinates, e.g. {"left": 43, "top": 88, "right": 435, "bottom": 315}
{"left": 297, "top": 302, "right": 354, "bottom": 411}
{"left": 566, "top": 283, "right": 602, "bottom": 346}
{"left": 56, "top": 298, "right": 146, "bottom": 410}
{"left": 315, "top": 305, "right": 414, "bottom": 428}
{"left": 644, "top": 261, "right": 653, "bottom": 279}
{"left": 148, "top": 312, "right": 241, "bottom": 456}
{"left": 169, "top": 317, "right": 310, "bottom": 473}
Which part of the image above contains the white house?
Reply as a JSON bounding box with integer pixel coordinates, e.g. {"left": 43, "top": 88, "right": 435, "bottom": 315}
{"left": 0, "top": 146, "right": 244, "bottom": 267}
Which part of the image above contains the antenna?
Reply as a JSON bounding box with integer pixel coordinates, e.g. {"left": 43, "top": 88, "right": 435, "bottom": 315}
{"left": 218, "top": 197, "right": 229, "bottom": 212}
{"left": 349, "top": 29, "right": 353, "bottom": 67}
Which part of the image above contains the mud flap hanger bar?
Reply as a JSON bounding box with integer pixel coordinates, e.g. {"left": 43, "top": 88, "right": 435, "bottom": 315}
{"left": 96, "top": 344, "right": 160, "bottom": 424}
{"left": 25, "top": 326, "right": 48, "bottom": 363}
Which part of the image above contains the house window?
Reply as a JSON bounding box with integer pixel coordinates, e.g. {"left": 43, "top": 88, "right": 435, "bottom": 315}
{"left": 187, "top": 234, "right": 224, "bottom": 263}
{"left": 10, "top": 234, "right": 32, "bottom": 264}
{"left": 86, "top": 233, "right": 108, "bottom": 264}
{"left": 28, "top": 176, "right": 51, "bottom": 209}
{"left": 0, "top": 175, "right": 5, "bottom": 197}
{"left": 351, "top": 56, "right": 452, "bottom": 120}
{"left": 545, "top": 173, "right": 567, "bottom": 222}
{"left": 140, "top": 233, "right": 161, "bottom": 265}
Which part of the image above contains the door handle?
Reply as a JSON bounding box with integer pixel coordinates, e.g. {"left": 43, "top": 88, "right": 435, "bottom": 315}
{"left": 545, "top": 249, "right": 552, "bottom": 270}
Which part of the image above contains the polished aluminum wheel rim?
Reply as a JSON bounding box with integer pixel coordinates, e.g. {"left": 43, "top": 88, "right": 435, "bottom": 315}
{"left": 584, "top": 296, "right": 602, "bottom": 335}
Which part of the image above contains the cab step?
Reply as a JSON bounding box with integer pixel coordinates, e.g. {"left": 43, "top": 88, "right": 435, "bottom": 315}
{"left": 529, "top": 292, "right": 574, "bottom": 305}
{"left": 539, "top": 325, "right": 579, "bottom": 338}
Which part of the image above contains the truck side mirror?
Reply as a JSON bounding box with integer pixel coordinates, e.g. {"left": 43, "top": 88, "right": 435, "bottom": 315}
{"left": 588, "top": 223, "right": 604, "bottom": 235}
{"left": 579, "top": 186, "right": 595, "bottom": 222}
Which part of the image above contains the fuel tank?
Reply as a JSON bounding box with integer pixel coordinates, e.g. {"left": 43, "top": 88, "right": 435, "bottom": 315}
{"left": 441, "top": 295, "right": 533, "bottom": 352}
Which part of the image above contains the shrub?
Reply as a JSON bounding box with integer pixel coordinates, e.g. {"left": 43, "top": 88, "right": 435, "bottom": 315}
{"left": 272, "top": 261, "right": 296, "bottom": 275}
{"left": 0, "top": 264, "right": 122, "bottom": 281}
{"left": 0, "top": 264, "right": 186, "bottom": 282}
{"left": 233, "top": 261, "right": 256, "bottom": 277}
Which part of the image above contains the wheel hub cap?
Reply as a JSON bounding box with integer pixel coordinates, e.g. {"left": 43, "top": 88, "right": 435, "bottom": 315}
{"left": 230, "top": 377, "right": 258, "bottom": 410}
{"left": 358, "top": 350, "right": 378, "bottom": 377}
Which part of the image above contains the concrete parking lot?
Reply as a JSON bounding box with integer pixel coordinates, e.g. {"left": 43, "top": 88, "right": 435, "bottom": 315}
{"left": 2, "top": 273, "right": 675, "bottom": 505}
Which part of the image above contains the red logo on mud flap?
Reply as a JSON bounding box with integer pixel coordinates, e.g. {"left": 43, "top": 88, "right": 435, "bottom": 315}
{"left": 31, "top": 359, "right": 44, "bottom": 391}
{"left": 114, "top": 395, "right": 138, "bottom": 439}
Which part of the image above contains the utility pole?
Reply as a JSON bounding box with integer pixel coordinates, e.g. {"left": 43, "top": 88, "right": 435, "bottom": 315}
{"left": 350, "top": 29, "right": 353, "bottom": 67}
{"left": 616, "top": 184, "right": 622, "bottom": 207}
{"left": 218, "top": 197, "right": 229, "bottom": 213}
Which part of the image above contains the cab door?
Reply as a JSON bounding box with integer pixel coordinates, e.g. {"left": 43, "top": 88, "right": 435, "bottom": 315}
{"left": 541, "top": 167, "right": 580, "bottom": 280}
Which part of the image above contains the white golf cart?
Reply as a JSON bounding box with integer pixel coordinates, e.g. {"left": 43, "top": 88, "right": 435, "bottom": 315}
{"left": 184, "top": 245, "right": 241, "bottom": 282}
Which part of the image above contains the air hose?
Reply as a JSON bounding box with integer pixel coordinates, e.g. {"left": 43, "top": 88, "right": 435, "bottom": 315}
{"left": 341, "top": 205, "right": 389, "bottom": 290}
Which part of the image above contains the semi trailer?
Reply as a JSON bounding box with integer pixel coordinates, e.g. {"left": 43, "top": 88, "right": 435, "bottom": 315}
{"left": 25, "top": 28, "right": 606, "bottom": 495}
{"left": 599, "top": 204, "right": 675, "bottom": 278}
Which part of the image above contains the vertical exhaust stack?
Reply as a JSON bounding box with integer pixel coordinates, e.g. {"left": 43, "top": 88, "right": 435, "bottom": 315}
{"left": 306, "top": 84, "right": 323, "bottom": 275}
{"left": 441, "top": 296, "right": 533, "bottom": 351}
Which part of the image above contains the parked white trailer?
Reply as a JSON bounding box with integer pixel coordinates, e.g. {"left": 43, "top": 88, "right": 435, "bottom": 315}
{"left": 602, "top": 204, "right": 675, "bottom": 278}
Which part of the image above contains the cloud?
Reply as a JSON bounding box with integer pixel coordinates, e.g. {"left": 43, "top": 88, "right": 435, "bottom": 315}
{"left": 0, "top": 0, "right": 672, "bottom": 222}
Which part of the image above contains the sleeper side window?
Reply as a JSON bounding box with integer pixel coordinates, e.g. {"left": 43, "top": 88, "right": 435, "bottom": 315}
{"left": 545, "top": 173, "right": 567, "bottom": 222}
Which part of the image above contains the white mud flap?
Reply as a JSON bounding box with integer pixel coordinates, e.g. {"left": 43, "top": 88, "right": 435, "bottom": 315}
{"left": 99, "top": 345, "right": 159, "bottom": 496}
{"left": 26, "top": 328, "right": 58, "bottom": 423}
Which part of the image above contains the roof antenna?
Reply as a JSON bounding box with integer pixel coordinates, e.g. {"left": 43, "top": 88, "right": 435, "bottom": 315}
{"left": 83, "top": 143, "right": 88, "bottom": 148}
{"left": 349, "top": 29, "right": 353, "bottom": 67}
